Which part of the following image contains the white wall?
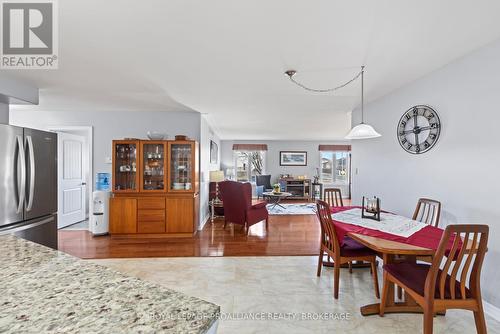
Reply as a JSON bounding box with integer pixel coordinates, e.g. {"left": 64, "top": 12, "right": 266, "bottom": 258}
{"left": 351, "top": 39, "right": 500, "bottom": 308}
{"left": 199, "top": 116, "right": 221, "bottom": 228}
{"left": 9, "top": 109, "right": 201, "bottom": 189}
{"left": 0, "top": 75, "right": 38, "bottom": 105}
{"left": 221, "top": 140, "right": 350, "bottom": 184}
{"left": 0, "top": 103, "right": 8, "bottom": 124}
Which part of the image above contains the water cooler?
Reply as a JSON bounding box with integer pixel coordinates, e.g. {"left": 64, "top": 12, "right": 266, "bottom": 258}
{"left": 91, "top": 191, "right": 110, "bottom": 236}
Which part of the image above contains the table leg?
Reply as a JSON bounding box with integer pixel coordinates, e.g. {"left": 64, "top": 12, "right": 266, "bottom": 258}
{"left": 211, "top": 201, "right": 214, "bottom": 222}
{"left": 360, "top": 254, "right": 428, "bottom": 316}
{"left": 275, "top": 197, "right": 286, "bottom": 209}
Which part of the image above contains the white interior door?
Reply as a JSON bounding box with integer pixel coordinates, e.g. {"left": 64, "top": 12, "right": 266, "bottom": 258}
{"left": 57, "top": 132, "right": 86, "bottom": 228}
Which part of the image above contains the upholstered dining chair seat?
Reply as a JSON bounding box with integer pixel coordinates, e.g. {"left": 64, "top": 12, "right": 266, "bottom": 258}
{"left": 384, "top": 263, "right": 472, "bottom": 299}
{"left": 340, "top": 237, "right": 377, "bottom": 258}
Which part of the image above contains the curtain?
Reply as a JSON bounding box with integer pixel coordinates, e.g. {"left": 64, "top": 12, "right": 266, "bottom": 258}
{"left": 232, "top": 144, "right": 268, "bottom": 151}
{"left": 318, "top": 144, "right": 351, "bottom": 151}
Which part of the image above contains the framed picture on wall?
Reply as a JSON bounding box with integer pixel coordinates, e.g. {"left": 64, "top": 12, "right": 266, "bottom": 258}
{"left": 210, "top": 140, "right": 218, "bottom": 164}
{"left": 280, "top": 151, "right": 307, "bottom": 166}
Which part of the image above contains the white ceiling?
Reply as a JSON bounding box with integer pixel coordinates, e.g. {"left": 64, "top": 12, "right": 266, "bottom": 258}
{"left": 7, "top": 0, "right": 500, "bottom": 140}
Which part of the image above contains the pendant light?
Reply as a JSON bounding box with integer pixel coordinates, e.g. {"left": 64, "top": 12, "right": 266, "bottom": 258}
{"left": 345, "top": 66, "right": 381, "bottom": 140}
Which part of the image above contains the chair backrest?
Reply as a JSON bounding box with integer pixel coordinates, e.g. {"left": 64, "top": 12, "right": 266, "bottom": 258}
{"left": 316, "top": 200, "right": 341, "bottom": 257}
{"left": 219, "top": 181, "right": 252, "bottom": 225}
{"left": 426, "top": 224, "right": 489, "bottom": 300}
{"left": 324, "top": 188, "right": 344, "bottom": 207}
{"left": 413, "top": 198, "right": 441, "bottom": 227}
{"left": 255, "top": 175, "right": 272, "bottom": 189}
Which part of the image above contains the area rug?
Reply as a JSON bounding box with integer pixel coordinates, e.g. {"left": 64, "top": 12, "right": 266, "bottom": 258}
{"left": 266, "top": 203, "right": 317, "bottom": 215}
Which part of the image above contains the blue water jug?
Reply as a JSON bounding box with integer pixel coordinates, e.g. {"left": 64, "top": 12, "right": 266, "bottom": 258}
{"left": 96, "top": 173, "right": 111, "bottom": 191}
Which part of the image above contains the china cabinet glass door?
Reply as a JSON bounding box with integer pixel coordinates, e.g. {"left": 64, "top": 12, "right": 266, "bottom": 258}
{"left": 141, "top": 142, "right": 166, "bottom": 191}
{"left": 170, "top": 143, "right": 193, "bottom": 191}
{"left": 114, "top": 142, "right": 138, "bottom": 191}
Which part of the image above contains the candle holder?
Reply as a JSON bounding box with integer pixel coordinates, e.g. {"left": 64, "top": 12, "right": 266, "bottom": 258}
{"left": 362, "top": 196, "right": 381, "bottom": 221}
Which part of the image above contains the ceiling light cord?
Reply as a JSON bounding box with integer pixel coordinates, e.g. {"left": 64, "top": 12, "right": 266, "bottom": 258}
{"left": 360, "top": 65, "right": 365, "bottom": 124}
{"left": 286, "top": 65, "right": 380, "bottom": 140}
{"left": 285, "top": 67, "right": 363, "bottom": 93}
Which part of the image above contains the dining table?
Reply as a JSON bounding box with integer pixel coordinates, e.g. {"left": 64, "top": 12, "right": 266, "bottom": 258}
{"left": 329, "top": 206, "right": 467, "bottom": 317}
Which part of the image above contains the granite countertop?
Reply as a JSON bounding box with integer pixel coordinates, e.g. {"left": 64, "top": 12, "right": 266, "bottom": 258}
{"left": 0, "top": 235, "right": 219, "bottom": 333}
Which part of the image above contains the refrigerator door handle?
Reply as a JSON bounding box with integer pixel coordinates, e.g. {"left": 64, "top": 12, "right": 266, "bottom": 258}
{"left": 26, "top": 135, "right": 35, "bottom": 212}
{"left": 16, "top": 135, "right": 26, "bottom": 214}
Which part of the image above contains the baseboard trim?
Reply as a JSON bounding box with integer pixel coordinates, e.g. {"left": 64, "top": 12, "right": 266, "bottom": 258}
{"left": 199, "top": 213, "right": 210, "bottom": 231}
{"left": 484, "top": 300, "right": 500, "bottom": 321}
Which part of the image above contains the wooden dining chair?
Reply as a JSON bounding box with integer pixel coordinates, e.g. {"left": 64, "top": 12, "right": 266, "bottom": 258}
{"left": 396, "top": 198, "right": 443, "bottom": 299}
{"left": 380, "top": 224, "right": 489, "bottom": 334}
{"left": 324, "top": 188, "right": 344, "bottom": 208}
{"left": 316, "top": 200, "right": 380, "bottom": 299}
{"left": 413, "top": 198, "right": 441, "bottom": 227}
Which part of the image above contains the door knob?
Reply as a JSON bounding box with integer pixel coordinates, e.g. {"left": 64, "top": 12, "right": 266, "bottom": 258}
{"left": 81, "top": 182, "right": 87, "bottom": 185}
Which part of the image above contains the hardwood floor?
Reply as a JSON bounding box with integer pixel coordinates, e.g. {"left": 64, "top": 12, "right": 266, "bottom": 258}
{"left": 59, "top": 215, "right": 317, "bottom": 259}
{"left": 59, "top": 200, "right": 351, "bottom": 259}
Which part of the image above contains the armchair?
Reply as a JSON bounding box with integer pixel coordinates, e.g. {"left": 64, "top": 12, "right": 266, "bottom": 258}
{"left": 255, "top": 174, "right": 273, "bottom": 199}
{"left": 218, "top": 181, "right": 268, "bottom": 235}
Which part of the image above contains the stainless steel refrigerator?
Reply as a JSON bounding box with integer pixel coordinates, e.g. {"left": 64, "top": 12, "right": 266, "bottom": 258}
{"left": 0, "top": 124, "right": 58, "bottom": 249}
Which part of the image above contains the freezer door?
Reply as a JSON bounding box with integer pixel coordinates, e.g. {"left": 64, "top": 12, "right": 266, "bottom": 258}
{"left": 0, "top": 214, "right": 58, "bottom": 250}
{"left": 0, "top": 124, "right": 25, "bottom": 227}
{"left": 24, "top": 128, "right": 58, "bottom": 220}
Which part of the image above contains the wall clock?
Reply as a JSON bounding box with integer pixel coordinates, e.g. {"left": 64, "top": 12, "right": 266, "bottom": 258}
{"left": 397, "top": 105, "right": 441, "bottom": 154}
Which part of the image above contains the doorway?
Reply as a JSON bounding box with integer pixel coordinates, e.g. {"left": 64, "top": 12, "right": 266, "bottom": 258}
{"left": 48, "top": 126, "right": 93, "bottom": 229}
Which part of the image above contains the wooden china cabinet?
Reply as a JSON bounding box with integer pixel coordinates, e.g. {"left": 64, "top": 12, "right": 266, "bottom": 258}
{"left": 110, "top": 140, "right": 199, "bottom": 237}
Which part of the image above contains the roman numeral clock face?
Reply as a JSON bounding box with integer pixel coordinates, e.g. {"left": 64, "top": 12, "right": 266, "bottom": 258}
{"left": 397, "top": 105, "right": 441, "bottom": 154}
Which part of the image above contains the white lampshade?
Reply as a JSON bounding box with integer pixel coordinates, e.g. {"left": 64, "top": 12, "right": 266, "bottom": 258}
{"left": 345, "top": 123, "right": 381, "bottom": 140}
{"left": 209, "top": 170, "right": 225, "bottom": 182}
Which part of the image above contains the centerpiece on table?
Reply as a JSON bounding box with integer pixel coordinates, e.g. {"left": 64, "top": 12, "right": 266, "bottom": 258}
{"left": 362, "top": 196, "right": 381, "bottom": 221}
{"left": 272, "top": 183, "right": 281, "bottom": 194}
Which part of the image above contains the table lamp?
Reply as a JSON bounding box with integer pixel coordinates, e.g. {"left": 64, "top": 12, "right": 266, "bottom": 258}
{"left": 209, "top": 170, "right": 225, "bottom": 202}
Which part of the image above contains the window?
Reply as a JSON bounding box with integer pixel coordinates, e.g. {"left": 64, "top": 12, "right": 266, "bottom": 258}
{"left": 234, "top": 151, "right": 265, "bottom": 181}
{"left": 320, "top": 151, "right": 349, "bottom": 185}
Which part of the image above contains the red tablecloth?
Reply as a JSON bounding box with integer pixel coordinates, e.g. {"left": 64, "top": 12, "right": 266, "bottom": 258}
{"left": 331, "top": 206, "right": 447, "bottom": 251}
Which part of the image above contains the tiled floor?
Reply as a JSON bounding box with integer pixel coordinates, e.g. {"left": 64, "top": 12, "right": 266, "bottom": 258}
{"left": 91, "top": 256, "right": 500, "bottom": 334}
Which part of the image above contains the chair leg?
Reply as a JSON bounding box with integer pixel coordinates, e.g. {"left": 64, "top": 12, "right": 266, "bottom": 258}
{"left": 397, "top": 285, "right": 403, "bottom": 300}
{"left": 423, "top": 302, "right": 434, "bottom": 334}
{"left": 245, "top": 223, "right": 250, "bottom": 235}
{"left": 473, "top": 301, "right": 487, "bottom": 334}
{"left": 265, "top": 218, "right": 268, "bottom": 230}
{"left": 380, "top": 271, "right": 389, "bottom": 316}
{"left": 371, "top": 260, "right": 380, "bottom": 299}
{"left": 317, "top": 248, "right": 324, "bottom": 277}
{"left": 348, "top": 262, "right": 353, "bottom": 274}
{"left": 333, "top": 264, "right": 340, "bottom": 299}
{"left": 223, "top": 220, "right": 227, "bottom": 229}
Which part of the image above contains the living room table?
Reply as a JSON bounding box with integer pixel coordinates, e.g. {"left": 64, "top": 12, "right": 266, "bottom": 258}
{"left": 330, "top": 206, "right": 457, "bottom": 316}
{"left": 262, "top": 191, "right": 292, "bottom": 210}
{"left": 209, "top": 199, "right": 224, "bottom": 222}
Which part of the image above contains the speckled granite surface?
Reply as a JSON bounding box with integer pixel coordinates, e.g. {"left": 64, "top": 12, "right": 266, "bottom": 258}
{"left": 0, "top": 235, "right": 219, "bottom": 333}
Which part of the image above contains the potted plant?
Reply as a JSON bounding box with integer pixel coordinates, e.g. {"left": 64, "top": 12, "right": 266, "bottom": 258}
{"left": 273, "top": 183, "right": 281, "bottom": 193}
